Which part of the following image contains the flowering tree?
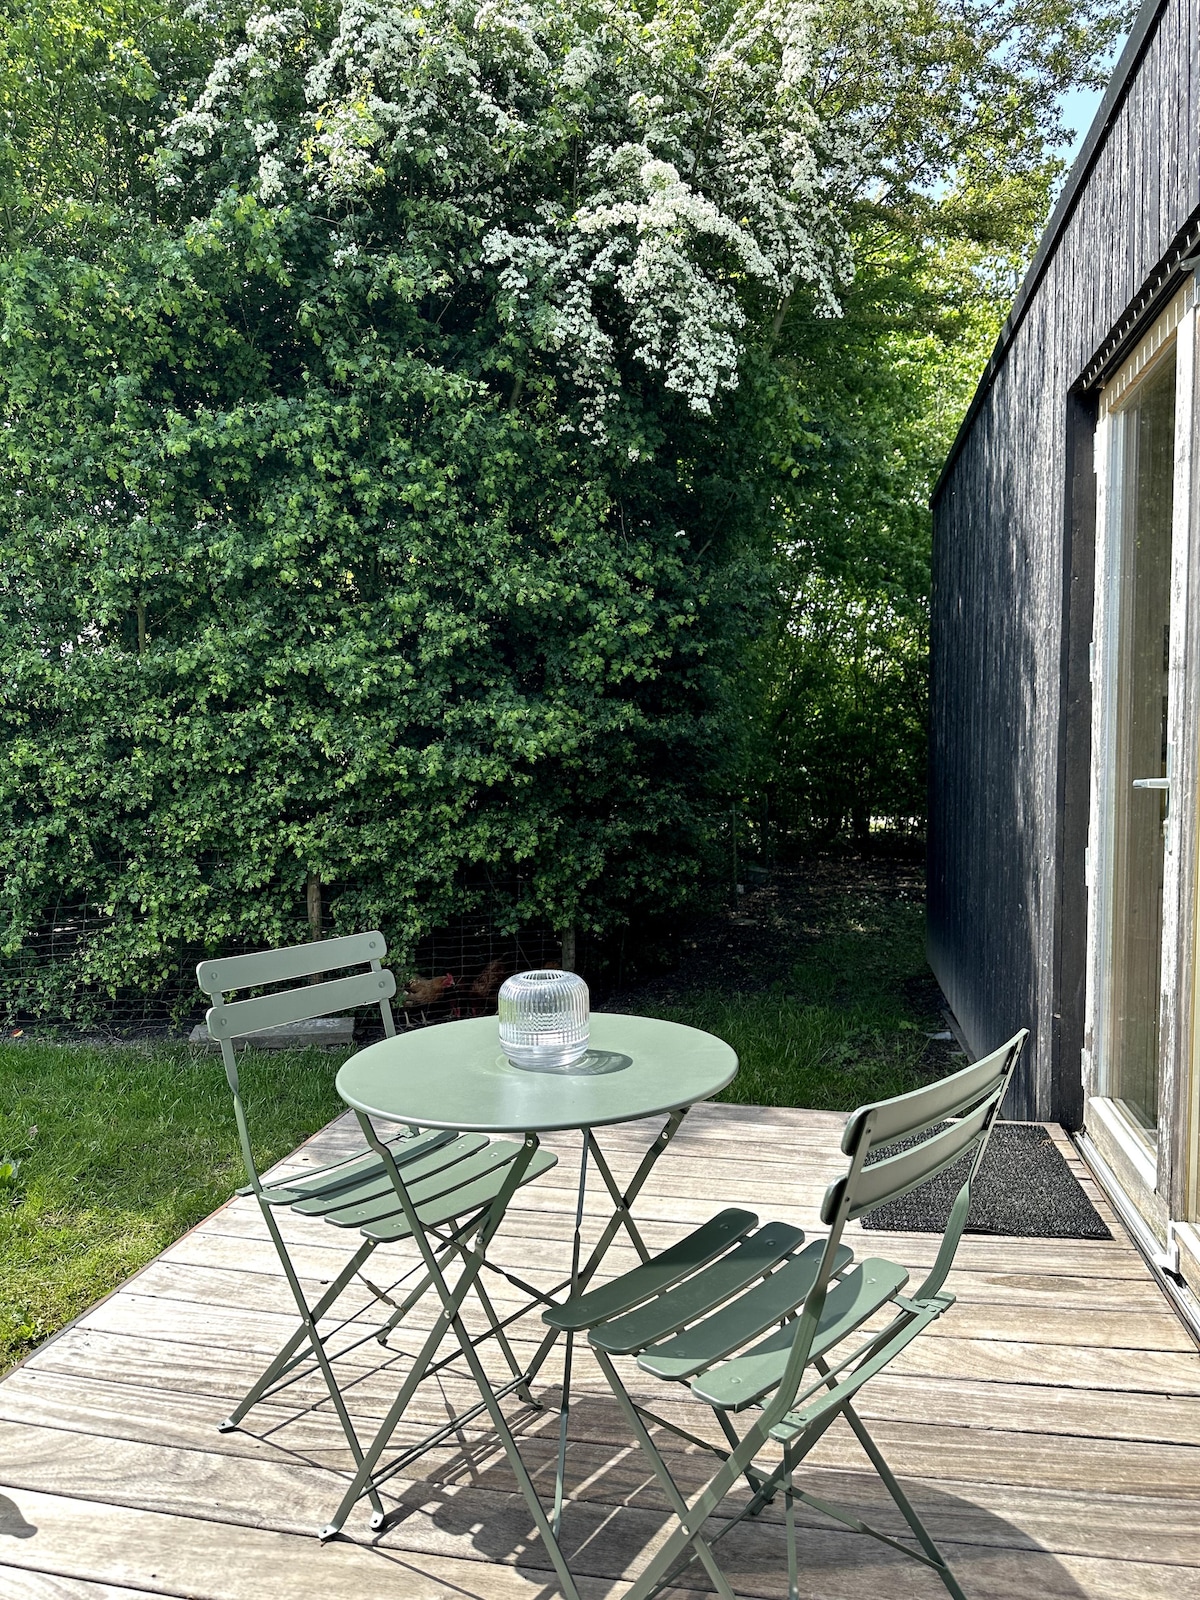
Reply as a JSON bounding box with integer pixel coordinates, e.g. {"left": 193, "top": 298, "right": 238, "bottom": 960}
{"left": 0, "top": 0, "right": 893, "bottom": 1007}
{"left": 161, "top": 0, "right": 867, "bottom": 424}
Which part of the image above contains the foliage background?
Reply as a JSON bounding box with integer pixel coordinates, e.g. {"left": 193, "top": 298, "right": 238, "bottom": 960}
{"left": 0, "top": 0, "right": 1132, "bottom": 1018}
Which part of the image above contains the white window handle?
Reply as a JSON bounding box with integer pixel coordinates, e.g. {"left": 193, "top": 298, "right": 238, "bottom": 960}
{"left": 1133, "top": 777, "right": 1170, "bottom": 790}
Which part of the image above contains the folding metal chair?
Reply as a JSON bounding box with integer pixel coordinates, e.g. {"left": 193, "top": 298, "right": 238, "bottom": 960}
{"left": 198, "top": 933, "right": 556, "bottom": 1529}
{"left": 544, "top": 1029, "right": 1028, "bottom": 1600}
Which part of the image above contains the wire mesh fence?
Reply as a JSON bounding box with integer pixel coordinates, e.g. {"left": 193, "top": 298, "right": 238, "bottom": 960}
{"left": 0, "top": 874, "right": 563, "bottom": 1040}
{"left": 388, "top": 917, "right": 563, "bottom": 1036}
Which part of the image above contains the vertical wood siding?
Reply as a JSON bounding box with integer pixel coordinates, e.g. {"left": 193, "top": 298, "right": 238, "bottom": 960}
{"left": 929, "top": 0, "right": 1200, "bottom": 1118}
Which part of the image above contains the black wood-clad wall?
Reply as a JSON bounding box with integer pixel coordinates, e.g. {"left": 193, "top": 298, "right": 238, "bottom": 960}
{"left": 929, "top": 0, "right": 1200, "bottom": 1120}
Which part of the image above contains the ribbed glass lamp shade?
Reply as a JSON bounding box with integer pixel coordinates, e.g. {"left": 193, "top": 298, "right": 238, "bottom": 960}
{"left": 498, "top": 969, "right": 590, "bottom": 1071}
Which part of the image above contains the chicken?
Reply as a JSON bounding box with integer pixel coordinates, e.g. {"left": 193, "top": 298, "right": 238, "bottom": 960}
{"left": 465, "top": 958, "right": 513, "bottom": 1014}
{"left": 402, "top": 972, "right": 455, "bottom": 1006}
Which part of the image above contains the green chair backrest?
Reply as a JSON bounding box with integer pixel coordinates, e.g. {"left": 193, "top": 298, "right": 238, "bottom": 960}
{"left": 196, "top": 932, "right": 398, "bottom": 1192}
{"left": 198, "top": 932, "right": 397, "bottom": 1046}
{"left": 822, "top": 1031, "right": 1026, "bottom": 1228}
{"left": 765, "top": 1029, "right": 1027, "bottom": 1424}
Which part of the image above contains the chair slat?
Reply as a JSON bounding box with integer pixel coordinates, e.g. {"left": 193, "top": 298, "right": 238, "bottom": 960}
{"left": 633, "top": 1241, "right": 853, "bottom": 1382}
{"left": 691, "top": 1257, "right": 909, "bottom": 1411}
{"left": 840, "top": 1031, "right": 1025, "bottom": 1154}
{"left": 294, "top": 1134, "right": 492, "bottom": 1220}
{"left": 321, "top": 1139, "right": 534, "bottom": 1228}
{"left": 289, "top": 1132, "right": 487, "bottom": 1217}
{"left": 824, "top": 1094, "right": 995, "bottom": 1225}
{"left": 363, "top": 1148, "right": 560, "bottom": 1241}
{"left": 543, "top": 1209, "right": 758, "bottom": 1333}
{"left": 591, "top": 1223, "right": 805, "bottom": 1355}
{"left": 206, "top": 969, "right": 396, "bottom": 1040}
{"left": 256, "top": 1128, "right": 459, "bottom": 1205}
{"left": 197, "top": 933, "right": 390, "bottom": 995}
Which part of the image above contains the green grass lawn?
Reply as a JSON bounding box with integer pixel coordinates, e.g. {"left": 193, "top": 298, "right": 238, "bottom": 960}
{"left": 0, "top": 877, "right": 945, "bottom": 1374}
{"left": 0, "top": 1043, "right": 346, "bottom": 1372}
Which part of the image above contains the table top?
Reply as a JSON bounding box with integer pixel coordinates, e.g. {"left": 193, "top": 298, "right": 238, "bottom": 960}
{"left": 336, "top": 1012, "right": 738, "bottom": 1133}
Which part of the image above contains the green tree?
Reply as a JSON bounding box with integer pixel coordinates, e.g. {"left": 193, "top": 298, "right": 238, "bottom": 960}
{"left": 0, "top": 0, "right": 1134, "bottom": 1015}
{"left": 0, "top": 0, "right": 201, "bottom": 247}
{"left": 754, "top": 0, "right": 1133, "bottom": 845}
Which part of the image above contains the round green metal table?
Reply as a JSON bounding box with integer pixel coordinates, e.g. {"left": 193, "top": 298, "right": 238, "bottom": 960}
{"left": 331, "top": 1012, "right": 738, "bottom": 1597}
{"left": 336, "top": 1011, "right": 738, "bottom": 1132}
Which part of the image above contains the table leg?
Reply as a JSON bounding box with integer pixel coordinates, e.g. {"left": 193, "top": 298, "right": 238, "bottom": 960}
{"left": 586, "top": 1132, "right": 653, "bottom": 1262}
{"left": 470, "top": 1270, "right": 535, "bottom": 1404}
{"left": 536, "top": 1106, "right": 691, "bottom": 1538}
{"left": 525, "top": 1107, "right": 689, "bottom": 1395}
{"left": 318, "top": 1105, "right": 692, "bottom": 1597}
{"left": 330, "top": 1116, "right": 584, "bottom": 1600}
{"left": 551, "top": 1131, "right": 590, "bottom": 1537}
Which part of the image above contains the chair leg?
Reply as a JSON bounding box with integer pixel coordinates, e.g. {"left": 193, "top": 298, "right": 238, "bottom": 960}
{"left": 221, "top": 1235, "right": 378, "bottom": 1429}
{"left": 321, "top": 1130, "right": 556, "bottom": 1546}
{"left": 470, "top": 1271, "right": 535, "bottom": 1403}
{"left": 318, "top": 1254, "right": 493, "bottom": 1539}
{"left": 838, "top": 1399, "right": 968, "bottom": 1600}
{"left": 593, "top": 1349, "right": 743, "bottom": 1600}
{"left": 240, "top": 1210, "right": 387, "bottom": 1521}
{"left": 783, "top": 1447, "right": 799, "bottom": 1600}
{"left": 373, "top": 1212, "right": 536, "bottom": 1406}
{"left": 716, "top": 1407, "right": 773, "bottom": 1505}
{"left": 375, "top": 1220, "right": 477, "bottom": 1344}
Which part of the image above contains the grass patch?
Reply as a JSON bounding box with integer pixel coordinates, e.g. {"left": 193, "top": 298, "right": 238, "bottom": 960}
{"left": 0, "top": 1041, "right": 345, "bottom": 1373}
{"left": 639, "top": 893, "right": 942, "bottom": 1109}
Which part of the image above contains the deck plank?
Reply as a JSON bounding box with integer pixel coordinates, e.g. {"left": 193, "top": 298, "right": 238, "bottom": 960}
{"left": 2, "top": 1105, "right": 1198, "bottom": 1600}
{"left": 0, "top": 1569, "right": 161, "bottom": 1600}
{"left": 5, "top": 1367, "right": 1200, "bottom": 1500}
{"left": 3, "top": 1418, "right": 1200, "bottom": 1570}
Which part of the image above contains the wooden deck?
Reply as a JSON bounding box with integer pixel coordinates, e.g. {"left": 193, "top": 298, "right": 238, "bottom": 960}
{"left": 1, "top": 1104, "right": 1197, "bottom": 1599}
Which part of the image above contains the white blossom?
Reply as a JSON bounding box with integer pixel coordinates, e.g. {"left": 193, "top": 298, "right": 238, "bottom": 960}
{"left": 163, "top": 0, "right": 897, "bottom": 432}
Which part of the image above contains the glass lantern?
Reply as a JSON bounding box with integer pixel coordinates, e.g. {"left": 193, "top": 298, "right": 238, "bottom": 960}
{"left": 498, "top": 969, "right": 590, "bottom": 1071}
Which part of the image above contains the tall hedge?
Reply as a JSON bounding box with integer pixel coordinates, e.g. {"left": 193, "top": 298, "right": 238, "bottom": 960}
{"left": 0, "top": 0, "right": 863, "bottom": 1007}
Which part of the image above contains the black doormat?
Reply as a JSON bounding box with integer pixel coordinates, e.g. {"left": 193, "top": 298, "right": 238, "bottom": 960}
{"left": 860, "top": 1123, "right": 1112, "bottom": 1239}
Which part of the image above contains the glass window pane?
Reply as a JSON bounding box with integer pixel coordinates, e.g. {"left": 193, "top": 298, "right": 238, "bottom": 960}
{"left": 1107, "top": 351, "right": 1176, "bottom": 1134}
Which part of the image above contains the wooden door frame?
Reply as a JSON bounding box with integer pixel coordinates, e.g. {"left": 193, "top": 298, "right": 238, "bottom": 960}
{"left": 1169, "top": 303, "right": 1200, "bottom": 1221}
{"left": 1084, "top": 280, "right": 1200, "bottom": 1233}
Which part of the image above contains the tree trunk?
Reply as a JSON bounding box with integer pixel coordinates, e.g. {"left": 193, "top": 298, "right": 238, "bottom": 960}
{"left": 306, "top": 874, "right": 323, "bottom": 981}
